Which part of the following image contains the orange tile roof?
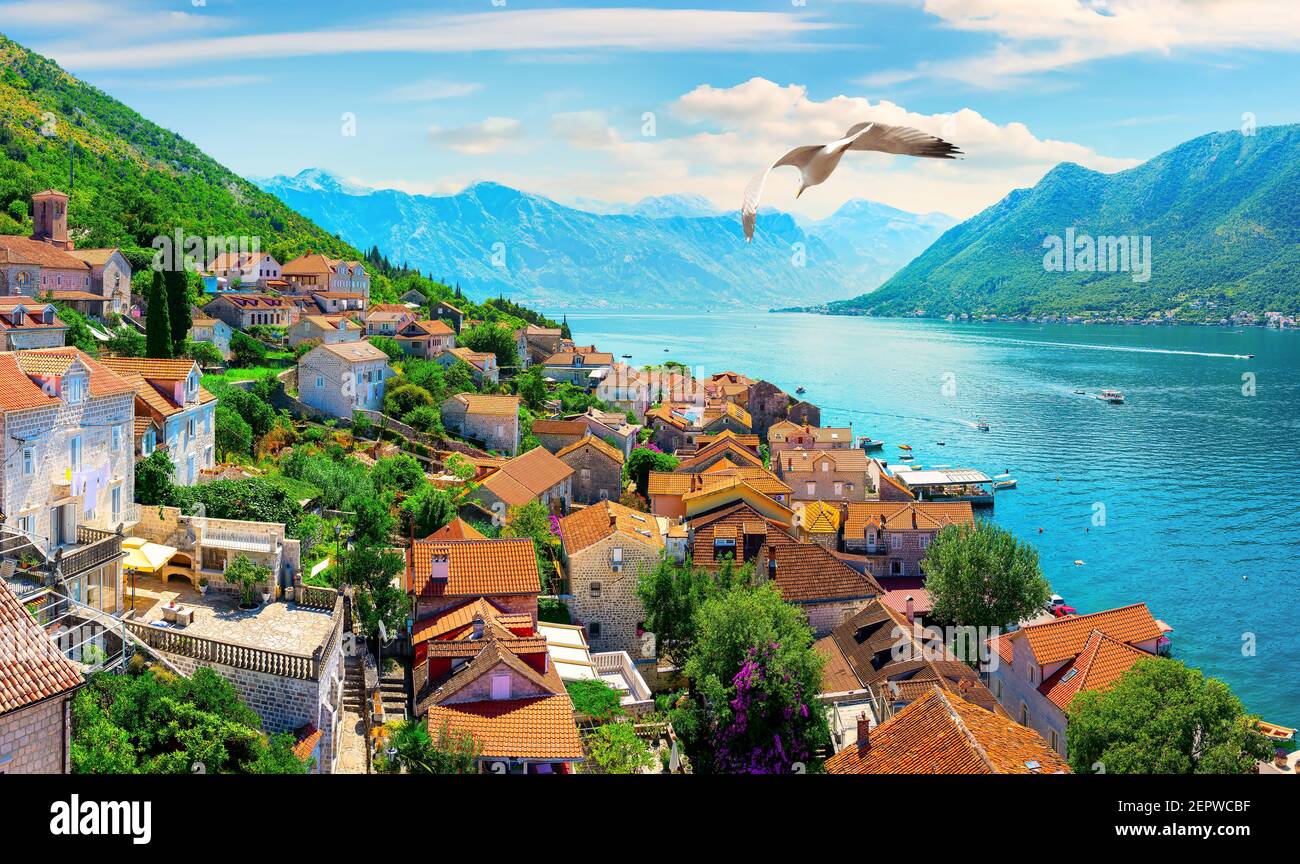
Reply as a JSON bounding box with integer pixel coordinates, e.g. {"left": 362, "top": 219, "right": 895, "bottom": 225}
{"left": 425, "top": 518, "right": 487, "bottom": 541}
{"left": 447, "top": 393, "right": 520, "bottom": 418}
{"left": 0, "top": 348, "right": 134, "bottom": 412}
{"left": 825, "top": 688, "right": 1070, "bottom": 775}
{"left": 778, "top": 448, "right": 870, "bottom": 474}
{"left": 799, "top": 500, "right": 841, "bottom": 534}
{"left": 408, "top": 538, "right": 541, "bottom": 598}
{"left": 427, "top": 692, "right": 583, "bottom": 761}
{"left": 531, "top": 419, "right": 588, "bottom": 436}
{"left": 767, "top": 422, "right": 853, "bottom": 445}
{"left": 292, "top": 724, "right": 322, "bottom": 762}
{"left": 767, "top": 542, "right": 882, "bottom": 604}
{"left": 543, "top": 351, "right": 614, "bottom": 366}
{"left": 1012, "top": 603, "right": 1162, "bottom": 666}
{"left": 0, "top": 235, "right": 90, "bottom": 270}
{"left": 478, "top": 447, "right": 574, "bottom": 507}
{"left": 399, "top": 319, "right": 455, "bottom": 337}
{"left": 412, "top": 597, "right": 534, "bottom": 644}
{"left": 1, "top": 583, "right": 85, "bottom": 715}
{"left": 1038, "top": 630, "right": 1150, "bottom": 710}
{"left": 676, "top": 439, "right": 763, "bottom": 471}
{"left": 843, "top": 502, "right": 975, "bottom": 537}
{"left": 559, "top": 500, "right": 661, "bottom": 555}
{"left": 555, "top": 434, "right": 625, "bottom": 466}
{"left": 689, "top": 502, "right": 799, "bottom": 566}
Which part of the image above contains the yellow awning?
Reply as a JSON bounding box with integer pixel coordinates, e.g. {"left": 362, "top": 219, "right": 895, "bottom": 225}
{"left": 122, "top": 537, "right": 177, "bottom": 573}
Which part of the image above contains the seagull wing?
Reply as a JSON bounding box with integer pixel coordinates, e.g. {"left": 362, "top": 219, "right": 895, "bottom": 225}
{"left": 842, "top": 122, "right": 962, "bottom": 159}
{"left": 741, "top": 145, "right": 821, "bottom": 241}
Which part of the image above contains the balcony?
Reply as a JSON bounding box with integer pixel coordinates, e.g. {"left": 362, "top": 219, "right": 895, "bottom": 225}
{"left": 0, "top": 525, "right": 124, "bottom": 597}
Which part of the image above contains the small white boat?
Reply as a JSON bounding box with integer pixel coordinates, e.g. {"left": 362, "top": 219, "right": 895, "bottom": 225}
{"left": 1097, "top": 389, "right": 1125, "bottom": 404}
{"left": 993, "top": 472, "right": 1017, "bottom": 490}
{"left": 975, "top": 419, "right": 990, "bottom": 431}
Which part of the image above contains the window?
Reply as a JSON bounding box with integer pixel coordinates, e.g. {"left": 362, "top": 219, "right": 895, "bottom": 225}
{"left": 143, "top": 427, "right": 156, "bottom": 456}
{"left": 1019, "top": 704, "right": 1029, "bottom": 725}
{"left": 920, "top": 535, "right": 930, "bottom": 549}
{"left": 316, "top": 376, "right": 324, "bottom": 389}
{"left": 820, "top": 461, "right": 829, "bottom": 472}
{"left": 112, "top": 425, "right": 122, "bottom": 452}
{"left": 994, "top": 678, "right": 1003, "bottom": 699}
{"left": 589, "top": 581, "right": 603, "bottom": 598}
{"left": 111, "top": 486, "right": 121, "bottom": 523}
{"left": 205, "top": 446, "right": 213, "bottom": 466}
{"left": 889, "top": 532, "right": 902, "bottom": 550}
{"left": 489, "top": 674, "right": 511, "bottom": 700}
{"left": 804, "top": 481, "right": 815, "bottom": 496}
{"left": 611, "top": 547, "right": 623, "bottom": 572}
{"left": 22, "top": 448, "right": 33, "bottom": 475}
{"left": 69, "top": 436, "right": 82, "bottom": 469}
{"left": 588, "top": 622, "right": 601, "bottom": 639}
{"left": 890, "top": 559, "right": 903, "bottom": 576}
{"left": 833, "top": 481, "right": 843, "bottom": 496}
{"left": 64, "top": 376, "right": 85, "bottom": 404}
{"left": 1050, "top": 730, "right": 1059, "bottom": 753}
{"left": 17, "top": 515, "right": 32, "bottom": 536}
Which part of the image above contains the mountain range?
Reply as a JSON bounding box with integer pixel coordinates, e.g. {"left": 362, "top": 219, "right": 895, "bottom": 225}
{"left": 253, "top": 170, "right": 955, "bottom": 310}
{"left": 813, "top": 125, "right": 1300, "bottom": 320}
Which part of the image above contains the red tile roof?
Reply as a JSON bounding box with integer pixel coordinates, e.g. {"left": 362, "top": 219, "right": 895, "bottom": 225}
{"left": 767, "top": 542, "right": 882, "bottom": 604}
{"left": 1011, "top": 603, "right": 1162, "bottom": 666}
{"left": 1038, "top": 629, "right": 1151, "bottom": 710}
{"left": 843, "top": 502, "right": 974, "bottom": 537}
{"left": 559, "top": 500, "right": 661, "bottom": 555}
{"left": 825, "top": 687, "right": 1070, "bottom": 775}
{"left": 408, "top": 538, "right": 541, "bottom": 598}
{"left": 478, "top": 446, "right": 574, "bottom": 508}
{"left": 0, "top": 583, "right": 85, "bottom": 715}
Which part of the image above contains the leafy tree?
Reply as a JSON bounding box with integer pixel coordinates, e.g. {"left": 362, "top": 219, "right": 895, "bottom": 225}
{"left": 1068, "top": 657, "right": 1271, "bottom": 775}
{"left": 134, "top": 449, "right": 178, "bottom": 506}
{"left": 444, "top": 453, "right": 476, "bottom": 481}
{"left": 460, "top": 321, "right": 519, "bottom": 368}
{"left": 225, "top": 554, "right": 272, "bottom": 607}
{"left": 499, "top": 500, "right": 557, "bottom": 592}
{"left": 215, "top": 404, "right": 252, "bottom": 458}
{"left": 385, "top": 383, "right": 434, "bottom": 418}
{"left": 105, "top": 325, "right": 146, "bottom": 357}
{"left": 922, "top": 520, "right": 1052, "bottom": 629}
{"left": 376, "top": 720, "right": 478, "bottom": 774}
{"left": 177, "top": 478, "right": 302, "bottom": 528}
{"left": 515, "top": 364, "right": 549, "bottom": 410}
{"left": 636, "top": 556, "right": 740, "bottom": 666}
{"left": 145, "top": 271, "right": 172, "bottom": 358}
{"left": 219, "top": 385, "right": 276, "bottom": 440}
{"left": 625, "top": 445, "right": 679, "bottom": 498}
{"left": 187, "top": 339, "right": 223, "bottom": 367}
{"left": 230, "top": 331, "right": 266, "bottom": 367}
{"left": 682, "top": 581, "right": 830, "bottom": 773}
{"left": 72, "top": 665, "right": 306, "bottom": 774}
{"left": 372, "top": 453, "right": 427, "bottom": 495}
{"left": 404, "top": 404, "right": 443, "bottom": 435}
{"left": 344, "top": 542, "right": 407, "bottom": 638}
{"left": 49, "top": 302, "right": 100, "bottom": 354}
{"left": 369, "top": 335, "right": 403, "bottom": 361}
{"left": 400, "top": 485, "right": 456, "bottom": 538}
{"left": 586, "top": 721, "right": 655, "bottom": 775}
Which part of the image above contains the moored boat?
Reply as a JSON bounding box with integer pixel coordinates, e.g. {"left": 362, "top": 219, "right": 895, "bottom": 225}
{"left": 1256, "top": 720, "right": 1296, "bottom": 742}
{"left": 993, "top": 472, "right": 1017, "bottom": 490}
{"left": 858, "top": 436, "right": 884, "bottom": 451}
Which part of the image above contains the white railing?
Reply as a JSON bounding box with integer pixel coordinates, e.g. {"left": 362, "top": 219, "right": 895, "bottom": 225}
{"left": 592, "top": 650, "right": 654, "bottom": 710}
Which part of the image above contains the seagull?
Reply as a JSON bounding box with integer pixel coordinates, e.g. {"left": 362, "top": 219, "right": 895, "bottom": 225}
{"left": 741, "top": 121, "right": 963, "bottom": 241}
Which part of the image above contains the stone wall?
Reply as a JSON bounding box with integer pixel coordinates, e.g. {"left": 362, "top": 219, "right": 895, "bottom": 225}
{"left": 563, "top": 535, "right": 657, "bottom": 657}
{"left": 0, "top": 695, "right": 71, "bottom": 774}
{"left": 558, "top": 445, "right": 622, "bottom": 505}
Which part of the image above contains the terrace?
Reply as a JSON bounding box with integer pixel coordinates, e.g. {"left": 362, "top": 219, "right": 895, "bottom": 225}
{"left": 123, "top": 574, "right": 342, "bottom": 680}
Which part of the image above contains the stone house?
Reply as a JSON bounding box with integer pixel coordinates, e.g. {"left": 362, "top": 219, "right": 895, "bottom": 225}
{"left": 745, "top": 379, "right": 792, "bottom": 438}
{"left": 777, "top": 448, "right": 872, "bottom": 502}
{"left": 0, "top": 348, "right": 136, "bottom": 616}
{"left": 281, "top": 253, "right": 370, "bottom": 298}
{"left": 594, "top": 363, "right": 651, "bottom": 419}
{"left": 98, "top": 357, "right": 217, "bottom": 486}
{"left": 203, "top": 294, "right": 293, "bottom": 329}
{"left": 364, "top": 305, "right": 415, "bottom": 337}
{"left": 872, "top": 462, "right": 917, "bottom": 502}
{"left": 787, "top": 400, "right": 821, "bottom": 426}
{"left": 987, "top": 604, "right": 1165, "bottom": 757}
{"left": 531, "top": 419, "right": 587, "bottom": 454}
{"left": 515, "top": 325, "right": 563, "bottom": 367}
{"left": 758, "top": 541, "right": 881, "bottom": 635}
{"left": 647, "top": 466, "right": 791, "bottom": 519}
{"left": 566, "top": 408, "right": 640, "bottom": 456}
{"left": 0, "top": 300, "right": 67, "bottom": 350}
{"left": 541, "top": 350, "right": 614, "bottom": 388}
{"left": 407, "top": 537, "right": 541, "bottom": 624}
{"left": 767, "top": 420, "right": 854, "bottom": 455}
{"left": 395, "top": 319, "right": 456, "bottom": 358}
{"left": 472, "top": 446, "right": 573, "bottom": 515}
{"left": 440, "top": 393, "right": 521, "bottom": 455}
{"left": 206, "top": 251, "right": 282, "bottom": 290}
{"left": 128, "top": 504, "right": 300, "bottom": 593}
{"left": 842, "top": 502, "right": 974, "bottom": 581}
{"left": 435, "top": 347, "right": 499, "bottom": 384}
{"left": 430, "top": 299, "right": 464, "bottom": 333}
{"left": 0, "top": 191, "right": 124, "bottom": 306}
{"left": 68, "top": 248, "right": 132, "bottom": 316}
{"left": 0, "top": 581, "right": 85, "bottom": 774}
{"left": 189, "top": 313, "right": 234, "bottom": 360}
{"left": 555, "top": 434, "right": 624, "bottom": 505}
{"left": 297, "top": 341, "right": 393, "bottom": 419}
{"left": 559, "top": 501, "right": 663, "bottom": 657}
{"left": 287, "top": 314, "right": 362, "bottom": 347}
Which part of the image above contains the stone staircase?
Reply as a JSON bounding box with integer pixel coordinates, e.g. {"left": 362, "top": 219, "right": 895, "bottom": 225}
{"left": 378, "top": 668, "right": 409, "bottom": 721}
{"left": 342, "top": 653, "right": 366, "bottom": 715}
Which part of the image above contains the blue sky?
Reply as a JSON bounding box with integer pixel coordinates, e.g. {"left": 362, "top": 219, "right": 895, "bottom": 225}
{"left": 3, "top": 0, "right": 1298, "bottom": 218}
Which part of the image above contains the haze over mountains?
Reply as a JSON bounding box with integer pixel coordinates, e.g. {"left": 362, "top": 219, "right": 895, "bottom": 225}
{"left": 816, "top": 125, "right": 1300, "bottom": 320}
{"left": 254, "top": 170, "right": 955, "bottom": 310}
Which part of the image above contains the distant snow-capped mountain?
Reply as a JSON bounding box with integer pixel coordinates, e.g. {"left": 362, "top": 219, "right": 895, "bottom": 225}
{"left": 253, "top": 169, "right": 955, "bottom": 310}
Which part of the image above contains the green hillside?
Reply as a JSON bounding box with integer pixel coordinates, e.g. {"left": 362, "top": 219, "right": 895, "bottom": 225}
{"left": 818, "top": 125, "right": 1300, "bottom": 321}
{"left": 0, "top": 33, "right": 358, "bottom": 266}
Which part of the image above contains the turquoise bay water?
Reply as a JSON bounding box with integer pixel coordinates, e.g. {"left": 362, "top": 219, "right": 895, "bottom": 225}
{"left": 559, "top": 311, "right": 1300, "bottom": 727}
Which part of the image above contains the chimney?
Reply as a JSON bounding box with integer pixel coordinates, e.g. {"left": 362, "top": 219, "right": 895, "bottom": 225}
{"left": 856, "top": 713, "right": 871, "bottom": 754}
{"left": 905, "top": 594, "right": 915, "bottom": 624}
{"left": 429, "top": 552, "right": 450, "bottom": 582}
{"left": 471, "top": 613, "right": 485, "bottom": 640}
{"left": 766, "top": 544, "right": 777, "bottom": 581}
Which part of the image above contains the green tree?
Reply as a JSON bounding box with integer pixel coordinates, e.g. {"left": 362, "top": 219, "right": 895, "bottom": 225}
{"left": 372, "top": 453, "right": 427, "bottom": 495}
{"left": 515, "top": 364, "right": 548, "bottom": 410}
{"left": 636, "top": 556, "right": 744, "bottom": 666}
{"left": 385, "top": 383, "right": 434, "bottom": 419}
{"left": 225, "top": 555, "right": 272, "bottom": 607}
{"left": 164, "top": 266, "right": 190, "bottom": 356}
{"left": 586, "top": 721, "right": 655, "bottom": 774}
{"left": 499, "top": 500, "right": 556, "bottom": 592}
{"left": 145, "top": 271, "right": 172, "bottom": 358}
{"left": 187, "top": 339, "right": 223, "bottom": 367}
{"left": 625, "top": 445, "right": 679, "bottom": 498}
{"left": 215, "top": 404, "right": 252, "bottom": 458}
{"left": 1067, "top": 657, "right": 1271, "bottom": 774}
{"left": 460, "top": 321, "right": 519, "bottom": 368}
{"left": 376, "top": 720, "right": 478, "bottom": 774}
{"left": 134, "top": 449, "right": 178, "bottom": 506}
{"left": 344, "top": 542, "right": 407, "bottom": 638}
{"left": 566, "top": 679, "right": 625, "bottom": 721}
{"left": 230, "top": 331, "right": 266, "bottom": 367}
{"left": 105, "top": 326, "right": 146, "bottom": 357}
{"left": 922, "top": 520, "right": 1052, "bottom": 629}
{"left": 400, "top": 485, "right": 456, "bottom": 538}
{"left": 369, "top": 335, "right": 403, "bottom": 361}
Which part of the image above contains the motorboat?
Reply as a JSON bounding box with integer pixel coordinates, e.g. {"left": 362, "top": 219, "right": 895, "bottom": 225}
{"left": 975, "top": 419, "right": 990, "bottom": 431}
{"left": 858, "top": 436, "right": 884, "bottom": 452}
{"left": 992, "top": 473, "right": 1017, "bottom": 490}
{"left": 795, "top": 386, "right": 806, "bottom": 395}
{"left": 1097, "top": 389, "right": 1125, "bottom": 404}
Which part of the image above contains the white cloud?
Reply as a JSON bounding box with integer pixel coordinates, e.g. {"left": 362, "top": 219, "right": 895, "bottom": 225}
{"left": 41, "top": 8, "right": 832, "bottom": 71}
{"left": 517, "top": 77, "right": 1138, "bottom": 219}
{"left": 860, "top": 0, "right": 1300, "bottom": 88}
{"left": 427, "top": 117, "right": 525, "bottom": 156}
{"left": 381, "top": 79, "right": 483, "bottom": 103}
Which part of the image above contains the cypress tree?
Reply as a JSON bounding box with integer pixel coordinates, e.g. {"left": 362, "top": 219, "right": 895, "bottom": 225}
{"left": 145, "top": 270, "right": 172, "bottom": 358}
{"left": 164, "top": 267, "right": 191, "bottom": 355}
